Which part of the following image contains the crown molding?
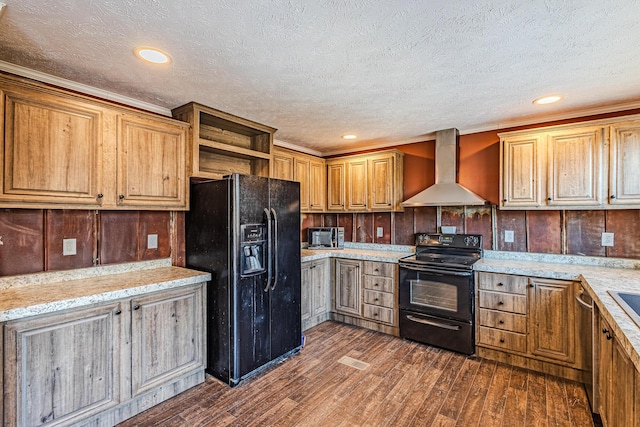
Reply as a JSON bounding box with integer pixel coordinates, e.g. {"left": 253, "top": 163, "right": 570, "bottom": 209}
{"left": 273, "top": 139, "right": 324, "bottom": 157}
{"left": 0, "top": 60, "right": 172, "bottom": 116}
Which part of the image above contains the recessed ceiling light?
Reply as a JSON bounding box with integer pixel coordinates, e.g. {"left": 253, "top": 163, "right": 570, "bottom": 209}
{"left": 533, "top": 95, "right": 562, "bottom": 105}
{"left": 342, "top": 134, "right": 357, "bottom": 140}
{"left": 135, "top": 47, "right": 171, "bottom": 64}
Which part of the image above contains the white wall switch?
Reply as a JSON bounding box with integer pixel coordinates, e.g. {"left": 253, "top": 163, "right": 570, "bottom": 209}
{"left": 148, "top": 234, "right": 158, "bottom": 249}
{"left": 63, "top": 238, "right": 77, "bottom": 256}
{"left": 601, "top": 232, "right": 614, "bottom": 247}
{"left": 504, "top": 230, "right": 514, "bottom": 243}
{"left": 376, "top": 227, "right": 383, "bottom": 237}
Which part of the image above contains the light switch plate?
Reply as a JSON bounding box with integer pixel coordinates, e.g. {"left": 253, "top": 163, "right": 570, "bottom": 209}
{"left": 376, "top": 227, "right": 383, "bottom": 237}
{"left": 147, "top": 234, "right": 158, "bottom": 249}
{"left": 504, "top": 230, "right": 514, "bottom": 243}
{"left": 63, "top": 238, "right": 77, "bottom": 256}
{"left": 601, "top": 232, "right": 614, "bottom": 247}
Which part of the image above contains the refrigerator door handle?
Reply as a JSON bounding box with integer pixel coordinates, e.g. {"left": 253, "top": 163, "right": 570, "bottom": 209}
{"left": 263, "top": 208, "right": 272, "bottom": 292}
{"left": 270, "top": 208, "right": 278, "bottom": 291}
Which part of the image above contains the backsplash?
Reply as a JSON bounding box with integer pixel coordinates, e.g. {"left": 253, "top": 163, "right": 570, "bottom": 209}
{"left": 0, "top": 209, "right": 180, "bottom": 276}
{"left": 302, "top": 207, "right": 640, "bottom": 259}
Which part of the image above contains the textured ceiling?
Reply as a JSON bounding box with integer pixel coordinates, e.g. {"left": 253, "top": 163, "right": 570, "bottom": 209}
{"left": 0, "top": 1, "right": 639, "bottom": 155}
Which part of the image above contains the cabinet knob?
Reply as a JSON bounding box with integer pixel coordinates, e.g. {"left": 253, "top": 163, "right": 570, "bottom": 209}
{"left": 499, "top": 338, "right": 505, "bottom": 343}
{"left": 374, "top": 268, "right": 379, "bottom": 272}
{"left": 497, "top": 282, "right": 504, "bottom": 287}
{"left": 97, "top": 193, "right": 103, "bottom": 199}
{"left": 374, "top": 283, "right": 379, "bottom": 287}
{"left": 373, "top": 313, "right": 378, "bottom": 317}
{"left": 611, "top": 195, "right": 616, "bottom": 199}
{"left": 498, "top": 301, "right": 504, "bottom": 305}
{"left": 119, "top": 194, "right": 125, "bottom": 200}
{"left": 499, "top": 320, "right": 504, "bottom": 324}
{"left": 133, "top": 304, "right": 141, "bottom": 310}
{"left": 114, "top": 309, "right": 121, "bottom": 315}
{"left": 602, "top": 328, "right": 609, "bottom": 334}
{"left": 503, "top": 199, "right": 507, "bottom": 202}
{"left": 374, "top": 298, "right": 379, "bottom": 302}
{"left": 606, "top": 333, "right": 613, "bottom": 340}
{"left": 547, "top": 197, "right": 552, "bottom": 201}
{"left": 529, "top": 284, "right": 534, "bottom": 288}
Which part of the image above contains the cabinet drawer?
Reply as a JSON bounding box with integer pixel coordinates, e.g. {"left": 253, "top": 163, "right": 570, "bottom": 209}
{"left": 363, "top": 275, "right": 394, "bottom": 293}
{"left": 362, "top": 304, "right": 394, "bottom": 324}
{"left": 479, "top": 291, "right": 527, "bottom": 314}
{"left": 478, "top": 308, "right": 527, "bottom": 333}
{"left": 363, "top": 261, "right": 395, "bottom": 278}
{"left": 477, "top": 272, "right": 527, "bottom": 295}
{"left": 478, "top": 326, "right": 527, "bottom": 353}
{"left": 363, "top": 289, "right": 394, "bottom": 308}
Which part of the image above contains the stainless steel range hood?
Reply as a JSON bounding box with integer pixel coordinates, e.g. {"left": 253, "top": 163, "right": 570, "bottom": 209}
{"left": 402, "top": 128, "right": 486, "bottom": 207}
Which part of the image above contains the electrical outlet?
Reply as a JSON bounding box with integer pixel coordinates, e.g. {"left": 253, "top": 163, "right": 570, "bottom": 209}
{"left": 601, "top": 232, "right": 614, "bottom": 247}
{"left": 504, "top": 230, "right": 514, "bottom": 243}
{"left": 376, "top": 227, "right": 383, "bottom": 238}
{"left": 63, "top": 238, "right": 77, "bottom": 256}
{"left": 147, "top": 234, "right": 158, "bottom": 249}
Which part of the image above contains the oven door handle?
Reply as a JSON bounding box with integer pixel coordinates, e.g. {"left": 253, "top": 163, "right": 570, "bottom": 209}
{"left": 406, "top": 315, "right": 462, "bottom": 331}
{"left": 399, "top": 264, "right": 472, "bottom": 277}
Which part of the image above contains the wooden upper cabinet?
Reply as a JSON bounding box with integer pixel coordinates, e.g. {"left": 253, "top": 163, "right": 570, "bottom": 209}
{"left": 327, "top": 149, "right": 404, "bottom": 212}
{"left": 326, "top": 161, "right": 346, "bottom": 211}
{"left": 116, "top": 113, "right": 188, "bottom": 209}
{"left": 308, "top": 159, "right": 325, "bottom": 212}
{"left": 295, "top": 157, "right": 310, "bottom": 211}
{"left": 270, "top": 146, "right": 325, "bottom": 212}
{"left": 271, "top": 150, "right": 294, "bottom": 181}
{"left": 0, "top": 74, "right": 189, "bottom": 210}
{"left": 346, "top": 158, "right": 368, "bottom": 210}
{"left": 610, "top": 120, "right": 640, "bottom": 205}
{"left": 499, "top": 114, "right": 640, "bottom": 210}
{"left": 546, "top": 127, "right": 603, "bottom": 207}
{"left": 501, "top": 135, "right": 542, "bottom": 208}
{"left": 1, "top": 84, "right": 103, "bottom": 208}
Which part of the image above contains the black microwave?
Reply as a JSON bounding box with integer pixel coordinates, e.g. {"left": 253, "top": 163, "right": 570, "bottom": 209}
{"left": 307, "top": 227, "right": 345, "bottom": 249}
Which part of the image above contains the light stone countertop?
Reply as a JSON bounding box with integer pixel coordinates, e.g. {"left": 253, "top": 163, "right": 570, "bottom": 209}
{"left": 475, "top": 251, "right": 640, "bottom": 374}
{"left": 301, "top": 242, "right": 414, "bottom": 263}
{"left": 0, "top": 259, "right": 211, "bottom": 322}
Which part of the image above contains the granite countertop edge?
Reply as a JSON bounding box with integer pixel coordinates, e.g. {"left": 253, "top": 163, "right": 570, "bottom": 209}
{"left": 0, "top": 263, "right": 211, "bottom": 322}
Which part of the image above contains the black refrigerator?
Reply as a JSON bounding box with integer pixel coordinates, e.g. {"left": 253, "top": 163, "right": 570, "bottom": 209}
{"left": 186, "top": 174, "right": 302, "bottom": 386}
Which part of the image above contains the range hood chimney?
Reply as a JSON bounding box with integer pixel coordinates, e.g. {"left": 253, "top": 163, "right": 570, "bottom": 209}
{"left": 402, "top": 128, "right": 486, "bottom": 207}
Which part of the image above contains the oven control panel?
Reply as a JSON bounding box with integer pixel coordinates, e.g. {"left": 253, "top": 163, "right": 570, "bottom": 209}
{"left": 415, "top": 233, "right": 482, "bottom": 249}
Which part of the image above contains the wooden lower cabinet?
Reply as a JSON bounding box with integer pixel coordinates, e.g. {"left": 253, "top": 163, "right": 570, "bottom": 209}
{"left": 301, "top": 259, "right": 330, "bottom": 331}
{"left": 332, "top": 259, "right": 398, "bottom": 335}
{"left": 598, "top": 313, "right": 638, "bottom": 427}
{"left": 476, "top": 272, "right": 589, "bottom": 382}
{"left": 2, "top": 283, "right": 205, "bottom": 426}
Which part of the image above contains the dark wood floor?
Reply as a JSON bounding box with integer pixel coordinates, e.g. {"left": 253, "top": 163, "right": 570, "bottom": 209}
{"left": 118, "top": 321, "right": 595, "bottom": 426}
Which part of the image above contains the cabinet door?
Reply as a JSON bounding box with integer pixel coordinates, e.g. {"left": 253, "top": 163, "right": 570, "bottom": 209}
{"left": 547, "top": 127, "right": 603, "bottom": 206}
{"left": 326, "top": 161, "right": 346, "bottom": 211}
{"left": 501, "top": 135, "right": 543, "bottom": 208}
{"left": 346, "top": 159, "right": 368, "bottom": 211}
{"left": 1, "top": 86, "right": 103, "bottom": 207}
{"left": 334, "top": 259, "right": 362, "bottom": 316}
{"left": 311, "top": 259, "right": 329, "bottom": 316}
{"left": 131, "top": 284, "right": 204, "bottom": 397}
{"left": 369, "top": 155, "right": 394, "bottom": 210}
{"left": 528, "top": 278, "right": 575, "bottom": 363}
{"left": 308, "top": 159, "right": 326, "bottom": 212}
{"left": 612, "top": 337, "right": 635, "bottom": 427}
{"left": 271, "top": 150, "right": 295, "bottom": 180}
{"left": 598, "top": 315, "right": 614, "bottom": 426}
{"left": 295, "top": 157, "right": 310, "bottom": 212}
{"left": 301, "top": 261, "right": 312, "bottom": 322}
{"left": 610, "top": 121, "right": 640, "bottom": 205}
{"left": 116, "top": 114, "right": 188, "bottom": 209}
{"left": 3, "top": 302, "right": 123, "bottom": 427}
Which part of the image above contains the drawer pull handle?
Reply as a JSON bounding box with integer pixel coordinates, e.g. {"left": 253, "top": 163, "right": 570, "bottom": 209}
{"left": 500, "top": 338, "right": 505, "bottom": 343}
{"left": 499, "top": 320, "right": 504, "bottom": 324}
{"left": 406, "top": 315, "right": 461, "bottom": 331}
{"left": 497, "top": 282, "right": 504, "bottom": 286}
{"left": 498, "top": 301, "right": 504, "bottom": 305}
